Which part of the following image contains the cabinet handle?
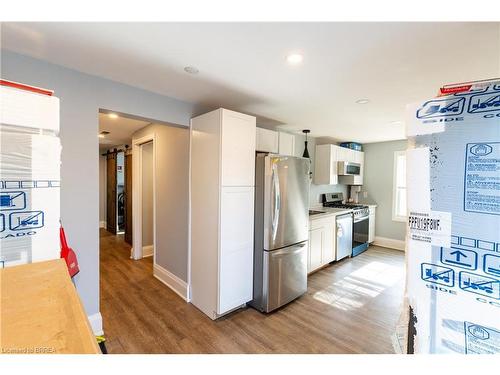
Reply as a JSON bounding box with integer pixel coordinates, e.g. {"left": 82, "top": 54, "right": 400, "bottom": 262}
{"left": 337, "top": 224, "right": 344, "bottom": 238}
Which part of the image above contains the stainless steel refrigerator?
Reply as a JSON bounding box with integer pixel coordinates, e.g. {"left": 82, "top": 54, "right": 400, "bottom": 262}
{"left": 250, "top": 154, "right": 310, "bottom": 312}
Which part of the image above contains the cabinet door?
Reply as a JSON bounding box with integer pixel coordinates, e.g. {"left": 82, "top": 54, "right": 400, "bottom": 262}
{"left": 221, "top": 110, "right": 256, "bottom": 186}
{"left": 219, "top": 186, "right": 254, "bottom": 314}
{"left": 308, "top": 227, "right": 323, "bottom": 272}
{"left": 368, "top": 213, "right": 376, "bottom": 243}
{"left": 314, "top": 145, "right": 338, "bottom": 185}
{"left": 321, "top": 218, "right": 335, "bottom": 264}
{"left": 278, "top": 132, "right": 295, "bottom": 156}
{"left": 256, "top": 127, "right": 278, "bottom": 153}
{"left": 336, "top": 145, "right": 348, "bottom": 162}
{"left": 353, "top": 150, "right": 364, "bottom": 185}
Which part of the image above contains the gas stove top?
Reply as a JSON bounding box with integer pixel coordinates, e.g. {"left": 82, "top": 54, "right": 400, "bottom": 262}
{"left": 323, "top": 203, "right": 366, "bottom": 209}
{"left": 321, "top": 193, "right": 370, "bottom": 219}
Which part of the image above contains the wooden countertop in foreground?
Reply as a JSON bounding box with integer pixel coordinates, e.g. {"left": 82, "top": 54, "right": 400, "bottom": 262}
{"left": 0, "top": 259, "right": 100, "bottom": 354}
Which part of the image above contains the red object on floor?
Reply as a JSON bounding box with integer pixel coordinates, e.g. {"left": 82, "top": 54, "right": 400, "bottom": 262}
{"left": 60, "top": 225, "right": 80, "bottom": 278}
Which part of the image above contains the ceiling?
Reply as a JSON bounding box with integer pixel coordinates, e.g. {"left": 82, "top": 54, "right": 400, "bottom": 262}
{"left": 98, "top": 112, "right": 150, "bottom": 152}
{"left": 2, "top": 22, "right": 499, "bottom": 143}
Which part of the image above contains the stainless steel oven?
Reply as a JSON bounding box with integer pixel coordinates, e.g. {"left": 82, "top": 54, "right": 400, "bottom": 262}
{"left": 352, "top": 209, "right": 369, "bottom": 256}
{"left": 322, "top": 192, "right": 370, "bottom": 257}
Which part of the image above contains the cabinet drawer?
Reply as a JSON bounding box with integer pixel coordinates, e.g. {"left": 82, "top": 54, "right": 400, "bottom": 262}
{"left": 310, "top": 215, "right": 335, "bottom": 230}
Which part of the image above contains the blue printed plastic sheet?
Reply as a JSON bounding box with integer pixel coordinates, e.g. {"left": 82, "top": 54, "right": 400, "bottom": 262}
{"left": 405, "top": 81, "right": 500, "bottom": 354}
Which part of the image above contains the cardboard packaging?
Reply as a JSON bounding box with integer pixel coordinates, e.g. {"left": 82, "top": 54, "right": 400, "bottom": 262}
{"left": 0, "top": 83, "right": 61, "bottom": 268}
{"left": 405, "top": 80, "right": 500, "bottom": 353}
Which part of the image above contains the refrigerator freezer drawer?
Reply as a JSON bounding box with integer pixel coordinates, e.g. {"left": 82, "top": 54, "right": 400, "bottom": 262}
{"left": 262, "top": 242, "right": 308, "bottom": 312}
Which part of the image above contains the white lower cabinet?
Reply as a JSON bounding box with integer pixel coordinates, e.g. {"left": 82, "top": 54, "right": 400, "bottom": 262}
{"left": 368, "top": 206, "right": 376, "bottom": 243}
{"left": 308, "top": 228, "right": 323, "bottom": 272}
{"left": 308, "top": 215, "right": 336, "bottom": 273}
{"left": 219, "top": 187, "right": 254, "bottom": 313}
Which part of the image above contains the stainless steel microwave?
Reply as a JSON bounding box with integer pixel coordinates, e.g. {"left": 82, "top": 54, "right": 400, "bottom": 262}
{"left": 337, "top": 161, "right": 361, "bottom": 176}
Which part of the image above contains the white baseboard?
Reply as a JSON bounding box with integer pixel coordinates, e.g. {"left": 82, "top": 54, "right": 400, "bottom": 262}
{"left": 88, "top": 312, "right": 103, "bottom": 336}
{"left": 373, "top": 236, "right": 406, "bottom": 251}
{"left": 99, "top": 221, "right": 106, "bottom": 228}
{"left": 142, "top": 245, "right": 154, "bottom": 257}
{"left": 153, "top": 263, "right": 188, "bottom": 301}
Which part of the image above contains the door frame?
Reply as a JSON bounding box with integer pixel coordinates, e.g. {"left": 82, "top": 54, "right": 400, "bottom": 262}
{"left": 132, "top": 134, "right": 157, "bottom": 262}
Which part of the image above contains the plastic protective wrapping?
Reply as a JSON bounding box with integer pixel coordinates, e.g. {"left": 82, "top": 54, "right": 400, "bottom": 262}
{"left": 405, "top": 81, "right": 500, "bottom": 354}
{"left": 0, "top": 84, "right": 61, "bottom": 268}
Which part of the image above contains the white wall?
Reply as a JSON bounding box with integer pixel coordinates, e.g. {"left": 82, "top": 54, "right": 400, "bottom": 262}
{"left": 1, "top": 50, "right": 199, "bottom": 321}
{"left": 141, "top": 143, "right": 154, "bottom": 247}
{"left": 132, "top": 124, "right": 190, "bottom": 281}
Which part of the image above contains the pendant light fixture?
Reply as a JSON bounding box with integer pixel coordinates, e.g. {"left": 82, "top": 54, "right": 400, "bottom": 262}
{"left": 302, "top": 129, "right": 311, "bottom": 158}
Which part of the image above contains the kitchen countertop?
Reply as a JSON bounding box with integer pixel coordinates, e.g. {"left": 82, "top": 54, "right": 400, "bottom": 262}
{"left": 0, "top": 259, "right": 101, "bottom": 354}
{"left": 309, "top": 206, "right": 352, "bottom": 219}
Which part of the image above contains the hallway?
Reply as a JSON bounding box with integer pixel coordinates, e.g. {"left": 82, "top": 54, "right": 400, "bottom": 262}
{"left": 99, "top": 228, "right": 406, "bottom": 354}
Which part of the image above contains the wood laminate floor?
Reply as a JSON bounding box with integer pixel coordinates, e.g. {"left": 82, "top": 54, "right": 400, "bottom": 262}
{"left": 99, "top": 229, "right": 405, "bottom": 354}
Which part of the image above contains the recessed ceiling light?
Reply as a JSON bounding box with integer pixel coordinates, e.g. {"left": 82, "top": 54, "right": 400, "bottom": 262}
{"left": 355, "top": 99, "right": 370, "bottom": 104}
{"left": 98, "top": 134, "right": 105, "bottom": 138}
{"left": 286, "top": 53, "right": 303, "bottom": 65}
{"left": 184, "top": 66, "right": 199, "bottom": 74}
{"left": 108, "top": 113, "right": 118, "bottom": 119}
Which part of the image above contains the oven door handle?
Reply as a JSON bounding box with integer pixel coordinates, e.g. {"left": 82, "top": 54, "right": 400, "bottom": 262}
{"left": 353, "top": 216, "right": 369, "bottom": 223}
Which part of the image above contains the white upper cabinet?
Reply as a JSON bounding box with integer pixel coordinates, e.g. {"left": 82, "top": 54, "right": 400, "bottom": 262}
{"left": 278, "top": 132, "right": 295, "bottom": 156}
{"left": 256, "top": 128, "right": 295, "bottom": 156}
{"left": 314, "top": 144, "right": 338, "bottom": 185}
{"left": 256, "top": 127, "right": 278, "bottom": 153}
{"left": 315, "top": 144, "right": 364, "bottom": 185}
{"left": 222, "top": 110, "right": 256, "bottom": 186}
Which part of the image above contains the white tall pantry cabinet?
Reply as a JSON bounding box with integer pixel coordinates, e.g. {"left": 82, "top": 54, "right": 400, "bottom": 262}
{"left": 190, "top": 108, "right": 256, "bottom": 319}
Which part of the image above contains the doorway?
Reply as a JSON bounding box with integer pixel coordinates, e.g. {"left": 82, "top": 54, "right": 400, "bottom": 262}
{"left": 131, "top": 135, "right": 156, "bottom": 261}
{"left": 98, "top": 110, "right": 154, "bottom": 250}
{"left": 105, "top": 149, "right": 132, "bottom": 240}
{"left": 140, "top": 142, "right": 154, "bottom": 257}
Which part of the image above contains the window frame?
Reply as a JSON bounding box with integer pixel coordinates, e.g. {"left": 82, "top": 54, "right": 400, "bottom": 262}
{"left": 392, "top": 150, "right": 407, "bottom": 222}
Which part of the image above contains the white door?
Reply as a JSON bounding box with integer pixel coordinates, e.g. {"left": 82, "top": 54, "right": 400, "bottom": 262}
{"left": 218, "top": 186, "right": 254, "bottom": 314}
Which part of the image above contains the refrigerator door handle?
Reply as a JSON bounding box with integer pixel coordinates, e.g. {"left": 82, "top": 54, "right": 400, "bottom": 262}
{"left": 271, "top": 162, "right": 281, "bottom": 241}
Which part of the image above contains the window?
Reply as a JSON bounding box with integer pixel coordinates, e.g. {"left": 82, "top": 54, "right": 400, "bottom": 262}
{"left": 392, "top": 151, "right": 407, "bottom": 222}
